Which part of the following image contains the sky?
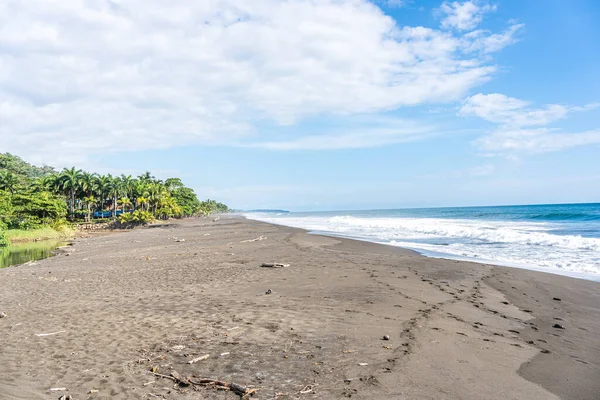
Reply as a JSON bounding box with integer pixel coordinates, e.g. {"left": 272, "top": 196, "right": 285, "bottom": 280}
{"left": 1, "top": 0, "right": 600, "bottom": 211}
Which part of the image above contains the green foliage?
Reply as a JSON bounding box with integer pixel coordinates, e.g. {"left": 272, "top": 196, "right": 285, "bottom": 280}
{"left": 171, "top": 187, "right": 201, "bottom": 217}
{"left": 119, "top": 210, "right": 154, "bottom": 225}
{"left": 0, "top": 153, "right": 228, "bottom": 235}
{"left": 198, "top": 199, "right": 229, "bottom": 215}
{"left": 5, "top": 226, "right": 74, "bottom": 243}
{"left": 0, "top": 153, "right": 55, "bottom": 179}
{"left": 0, "top": 231, "right": 9, "bottom": 247}
{"left": 0, "top": 190, "right": 67, "bottom": 230}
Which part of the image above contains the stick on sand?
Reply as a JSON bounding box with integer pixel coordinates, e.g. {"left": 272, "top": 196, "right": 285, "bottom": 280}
{"left": 36, "top": 331, "right": 66, "bottom": 337}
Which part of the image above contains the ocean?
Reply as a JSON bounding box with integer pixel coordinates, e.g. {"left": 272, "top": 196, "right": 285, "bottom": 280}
{"left": 244, "top": 203, "right": 600, "bottom": 282}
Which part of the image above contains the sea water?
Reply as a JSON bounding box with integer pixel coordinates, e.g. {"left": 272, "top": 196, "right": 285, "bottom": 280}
{"left": 244, "top": 203, "right": 600, "bottom": 282}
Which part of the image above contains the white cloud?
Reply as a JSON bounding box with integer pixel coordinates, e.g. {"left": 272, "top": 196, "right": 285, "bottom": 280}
{"left": 476, "top": 128, "right": 600, "bottom": 154}
{"left": 461, "top": 93, "right": 600, "bottom": 154}
{"left": 460, "top": 93, "right": 570, "bottom": 126}
{"left": 0, "top": 0, "right": 519, "bottom": 165}
{"left": 245, "top": 116, "right": 434, "bottom": 150}
{"left": 438, "top": 1, "right": 496, "bottom": 31}
{"left": 463, "top": 23, "right": 524, "bottom": 53}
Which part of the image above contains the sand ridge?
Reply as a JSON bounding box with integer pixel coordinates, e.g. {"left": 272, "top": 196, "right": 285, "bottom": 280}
{"left": 0, "top": 216, "right": 597, "bottom": 399}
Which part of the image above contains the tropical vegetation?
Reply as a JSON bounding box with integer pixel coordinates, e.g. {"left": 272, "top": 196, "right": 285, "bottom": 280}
{"left": 0, "top": 153, "right": 228, "bottom": 246}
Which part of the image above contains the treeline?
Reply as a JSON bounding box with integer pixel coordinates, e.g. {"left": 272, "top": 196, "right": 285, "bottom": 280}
{"left": 0, "top": 153, "right": 227, "bottom": 234}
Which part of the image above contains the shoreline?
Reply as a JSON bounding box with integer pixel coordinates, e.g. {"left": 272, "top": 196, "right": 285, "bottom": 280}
{"left": 242, "top": 215, "right": 600, "bottom": 283}
{"left": 0, "top": 215, "right": 598, "bottom": 399}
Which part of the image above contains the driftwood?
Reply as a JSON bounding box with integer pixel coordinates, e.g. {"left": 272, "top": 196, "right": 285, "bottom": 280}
{"left": 260, "top": 263, "right": 290, "bottom": 268}
{"left": 150, "top": 370, "right": 259, "bottom": 398}
{"left": 241, "top": 236, "right": 267, "bottom": 243}
{"left": 188, "top": 378, "right": 259, "bottom": 398}
{"left": 298, "top": 384, "right": 317, "bottom": 395}
{"left": 187, "top": 354, "right": 209, "bottom": 364}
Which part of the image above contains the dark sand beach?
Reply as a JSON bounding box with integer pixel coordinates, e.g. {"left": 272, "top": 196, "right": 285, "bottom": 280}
{"left": 1, "top": 216, "right": 598, "bottom": 399}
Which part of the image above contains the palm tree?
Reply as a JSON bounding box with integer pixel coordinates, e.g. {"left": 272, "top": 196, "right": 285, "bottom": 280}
{"left": 0, "top": 171, "right": 20, "bottom": 196}
{"left": 59, "top": 167, "right": 83, "bottom": 216}
{"left": 44, "top": 174, "right": 63, "bottom": 194}
{"left": 82, "top": 195, "right": 96, "bottom": 222}
{"left": 119, "top": 197, "right": 133, "bottom": 213}
{"left": 147, "top": 182, "right": 166, "bottom": 215}
{"left": 120, "top": 175, "right": 134, "bottom": 199}
{"left": 137, "top": 196, "right": 149, "bottom": 212}
{"left": 31, "top": 175, "right": 53, "bottom": 193}
{"left": 80, "top": 172, "right": 98, "bottom": 197}
{"left": 138, "top": 171, "right": 155, "bottom": 184}
{"left": 107, "top": 175, "right": 123, "bottom": 218}
{"left": 96, "top": 175, "right": 113, "bottom": 217}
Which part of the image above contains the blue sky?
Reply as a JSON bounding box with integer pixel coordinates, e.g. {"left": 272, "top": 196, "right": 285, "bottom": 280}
{"left": 1, "top": 0, "right": 600, "bottom": 211}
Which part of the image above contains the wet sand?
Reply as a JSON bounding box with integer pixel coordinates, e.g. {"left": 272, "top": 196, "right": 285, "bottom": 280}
{"left": 0, "top": 216, "right": 598, "bottom": 399}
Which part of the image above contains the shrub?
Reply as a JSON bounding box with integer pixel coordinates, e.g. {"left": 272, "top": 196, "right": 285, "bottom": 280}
{"left": 0, "top": 231, "right": 9, "bottom": 247}
{"left": 119, "top": 210, "right": 154, "bottom": 225}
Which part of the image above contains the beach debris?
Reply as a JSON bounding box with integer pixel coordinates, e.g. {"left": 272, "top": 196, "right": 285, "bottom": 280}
{"left": 358, "top": 363, "right": 369, "bottom": 366}
{"left": 50, "top": 388, "right": 67, "bottom": 392}
{"left": 203, "top": 233, "right": 211, "bottom": 236}
{"left": 191, "top": 378, "right": 259, "bottom": 398}
{"left": 88, "top": 389, "right": 99, "bottom": 394}
{"left": 187, "top": 354, "right": 209, "bottom": 364}
{"left": 260, "top": 263, "right": 290, "bottom": 268}
{"left": 382, "top": 345, "right": 393, "bottom": 350}
{"left": 553, "top": 297, "right": 562, "bottom": 301}
{"left": 36, "top": 331, "right": 66, "bottom": 337}
{"left": 297, "top": 384, "right": 317, "bottom": 395}
{"left": 552, "top": 323, "right": 565, "bottom": 329}
{"left": 241, "top": 236, "right": 267, "bottom": 243}
{"left": 58, "top": 395, "right": 72, "bottom": 400}
{"left": 175, "top": 238, "right": 186, "bottom": 242}
{"left": 213, "top": 217, "right": 220, "bottom": 222}
{"left": 0, "top": 311, "right": 7, "bottom": 318}
{"left": 265, "top": 289, "right": 272, "bottom": 295}
{"left": 171, "top": 345, "right": 185, "bottom": 350}
{"left": 382, "top": 335, "right": 390, "bottom": 341}
{"left": 220, "top": 352, "right": 230, "bottom": 356}
{"left": 150, "top": 371, "right": 259, "bottom": 398}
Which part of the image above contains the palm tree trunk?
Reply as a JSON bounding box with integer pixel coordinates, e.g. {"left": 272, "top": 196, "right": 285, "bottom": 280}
{"left": 70, "top": 190, "right": 75, "bottom": 216}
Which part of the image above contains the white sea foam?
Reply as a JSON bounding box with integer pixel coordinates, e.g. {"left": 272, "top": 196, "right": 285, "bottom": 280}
{"left": 244, "top": 213, "right": 600, "bottom": 281}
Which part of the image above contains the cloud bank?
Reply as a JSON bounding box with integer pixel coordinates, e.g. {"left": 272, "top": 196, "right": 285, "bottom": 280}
{"left": 0, "top": 0, "right": 522, "bottom": 165}
{"left": 460, "top": 93, "right": 600, "bottom": 154}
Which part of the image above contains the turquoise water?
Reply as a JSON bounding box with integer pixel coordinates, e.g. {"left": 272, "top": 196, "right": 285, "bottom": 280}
{"left": 245, "top": 203, "right": 600, "bottom": 281}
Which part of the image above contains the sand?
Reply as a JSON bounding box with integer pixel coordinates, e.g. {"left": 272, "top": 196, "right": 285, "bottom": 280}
{"left": 0, "top": 216, "right": 598, "bottom": 399}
